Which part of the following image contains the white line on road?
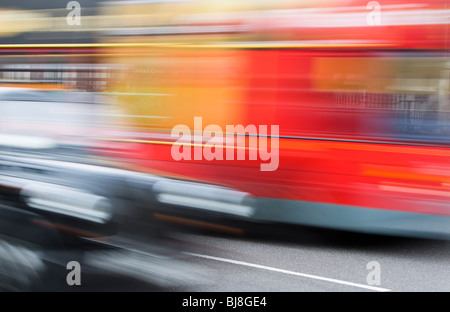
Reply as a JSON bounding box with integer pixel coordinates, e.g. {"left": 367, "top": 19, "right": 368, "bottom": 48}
{"left": 185, "top": 252, "right": 391, "bottom": 292}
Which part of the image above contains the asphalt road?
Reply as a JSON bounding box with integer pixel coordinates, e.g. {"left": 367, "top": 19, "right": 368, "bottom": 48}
{"left": 47, "top": 222, "right": 450, "bottom": 294}
{"left": 163, "top": 224, "right": 450, "bottom": 292}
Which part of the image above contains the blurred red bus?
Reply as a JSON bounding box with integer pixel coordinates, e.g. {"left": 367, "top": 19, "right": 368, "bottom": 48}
{"left": 2, "top": 0, "right": 449, "bottom": 238}
{"left": 92, "top": 0, "right": 450, "bottom": 239}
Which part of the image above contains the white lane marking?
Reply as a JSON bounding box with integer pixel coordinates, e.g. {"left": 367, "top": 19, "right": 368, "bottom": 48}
{"left": 185, "top": 252, "right": 391, "bottom": 292}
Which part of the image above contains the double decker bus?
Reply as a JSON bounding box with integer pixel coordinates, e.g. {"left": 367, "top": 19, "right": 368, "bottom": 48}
{"left": 94, "top": 0, "right": 450, "bottom": 239}
{"left": 3, "top": 0, "right": 449, "bottom": 239}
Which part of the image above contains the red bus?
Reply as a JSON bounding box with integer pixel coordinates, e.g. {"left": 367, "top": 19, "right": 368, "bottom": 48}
{"left": 3, "top": 0, "right": 449, "bottom": 239}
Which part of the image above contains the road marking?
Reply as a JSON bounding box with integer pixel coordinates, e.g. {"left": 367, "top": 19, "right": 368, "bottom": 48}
{"left": 185, "top": 252, "right": 391, "bottom": 292}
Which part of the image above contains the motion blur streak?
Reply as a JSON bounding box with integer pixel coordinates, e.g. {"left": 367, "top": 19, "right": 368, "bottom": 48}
{"left": 0, "top": 0, "right": 449, "bottom": 291}
{"left": 22, "top": 183, "right": 112, "bottom": 224}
